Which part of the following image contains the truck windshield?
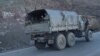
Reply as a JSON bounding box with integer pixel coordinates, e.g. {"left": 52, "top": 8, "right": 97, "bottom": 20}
{"left": 25, "top": 9, "right": 49, "bottom": 25}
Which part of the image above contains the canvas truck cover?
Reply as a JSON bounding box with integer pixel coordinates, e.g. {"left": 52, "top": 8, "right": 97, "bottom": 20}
{"left": 25, "top": 9, "right": 82, "bottom": 33}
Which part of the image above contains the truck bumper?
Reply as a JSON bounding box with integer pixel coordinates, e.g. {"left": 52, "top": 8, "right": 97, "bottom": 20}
{"left": 33, "top": 37, "right": 46, "bottom": 42}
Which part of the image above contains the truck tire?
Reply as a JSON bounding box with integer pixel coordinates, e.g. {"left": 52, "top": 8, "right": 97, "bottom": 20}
{"left": 85, "top": 30, "right": 93, "bottom": 42}
{"left": 35, "top": 41, "right": 46, "bottom": 49}
{"left": 53, "top": 33, "right": 66, "bottom": 50}
{"left": 66, "top": 32, "right": 76, "bottom": 47}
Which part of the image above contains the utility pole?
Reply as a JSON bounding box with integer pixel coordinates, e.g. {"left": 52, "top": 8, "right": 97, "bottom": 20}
{"left": 71, "top": 0, "right": 73, "bottom": 10}
{"left": 65, "top": 0, "right": 74, "bottom": 10}
{"left": 34, "top": 0, "right": 37, "bottom": 10}
{"left": 23, "top": 0, "right": 28, "bottom": 14}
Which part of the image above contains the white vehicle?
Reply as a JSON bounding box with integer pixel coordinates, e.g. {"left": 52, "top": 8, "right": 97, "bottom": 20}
{"left": 25, "top": 9, "right": 92, "bottom": 50}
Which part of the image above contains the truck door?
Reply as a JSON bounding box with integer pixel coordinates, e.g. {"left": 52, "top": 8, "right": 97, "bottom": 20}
{"left": 78, "top": 15, "right": 85, "bottom": 31}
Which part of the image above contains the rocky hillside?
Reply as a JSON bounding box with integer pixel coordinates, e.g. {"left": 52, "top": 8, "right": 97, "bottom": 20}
{"left": 1, "top": 0, "right": 100, "bottom": 18}
{"left": 71, "top": 0, "right": 100, "bottom": 17}
{"left": 0, "top": 0, "right": 100, "bottom": 52}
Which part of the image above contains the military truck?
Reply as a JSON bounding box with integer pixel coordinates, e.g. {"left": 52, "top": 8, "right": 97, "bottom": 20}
{"left": 25, "top": 9, "right": 93, "bottom": 50}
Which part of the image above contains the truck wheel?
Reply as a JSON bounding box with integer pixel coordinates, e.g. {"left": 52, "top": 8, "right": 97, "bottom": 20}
{"left": 35, "top": 41, "right": 46, "bottom": 49}
{"left": 66, "top": 32, "right": 76, "bottom": 47}
{"left": 53, "top": 33, "right": 66, "bottom": 50}
{"left": 85, "top": 30, "right": 93, "bottom": 42}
